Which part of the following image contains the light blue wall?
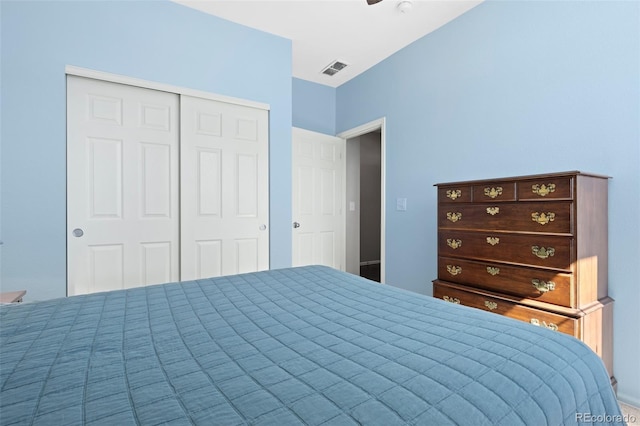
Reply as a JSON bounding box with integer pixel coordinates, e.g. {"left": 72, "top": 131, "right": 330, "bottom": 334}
{"left": 0, "top": 1, "right": 292, "bottom": 301}
{"left": 336, "top": 0, "right": 639, "bottom": 406}
{"left": 292, "top": 77, "right": 336, "bottom": 135}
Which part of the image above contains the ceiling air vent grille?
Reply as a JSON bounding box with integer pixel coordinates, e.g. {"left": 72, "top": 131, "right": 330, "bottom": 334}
{"left": 322, "top": 60, "right": 348, "bottom": 76}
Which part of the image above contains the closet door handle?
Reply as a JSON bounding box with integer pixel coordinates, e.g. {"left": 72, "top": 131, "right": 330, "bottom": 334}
{"left": 293, "top": 222, "right": 301, "bottom": 229}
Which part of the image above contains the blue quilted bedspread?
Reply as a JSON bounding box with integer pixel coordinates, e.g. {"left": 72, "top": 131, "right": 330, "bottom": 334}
{"left": 0, "top": 266, "right": 623, "bottom": 425}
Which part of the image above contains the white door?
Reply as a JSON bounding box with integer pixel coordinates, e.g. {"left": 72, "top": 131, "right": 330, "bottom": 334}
{"left": 180, "top": 95, "right": 269, "bottom": 280}
{"left": 292, "top": 128, "right": 345, "bottom": 270}
{"left": 67, "top": 76, "right": 179, "bottom": 295}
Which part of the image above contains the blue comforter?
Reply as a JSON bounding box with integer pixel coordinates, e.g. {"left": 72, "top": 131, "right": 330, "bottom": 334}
{"left": 0, "top": 266, "right": 623, "bottom": 425}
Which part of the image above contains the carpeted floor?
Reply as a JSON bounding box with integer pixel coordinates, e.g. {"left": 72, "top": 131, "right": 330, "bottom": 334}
{"left": 620, "top": 401, "right": 640, "bottom": 424}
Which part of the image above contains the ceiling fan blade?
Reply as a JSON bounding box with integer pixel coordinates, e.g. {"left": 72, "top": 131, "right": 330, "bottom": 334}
{"left": 367, "top": 0, "right": 383, "bottom": 5}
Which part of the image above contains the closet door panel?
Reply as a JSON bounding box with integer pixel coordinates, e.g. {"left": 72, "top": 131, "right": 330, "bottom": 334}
{"left": 181, "top": 95, "right": 269, "bottom": 280}
{"left": 67, "top": 76, "right": 180, "bottom": 295}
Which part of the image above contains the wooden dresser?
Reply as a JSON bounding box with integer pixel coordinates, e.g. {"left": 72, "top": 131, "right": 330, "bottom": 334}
{"left": 432, "top": 171, "right": 614, "bottom": 385}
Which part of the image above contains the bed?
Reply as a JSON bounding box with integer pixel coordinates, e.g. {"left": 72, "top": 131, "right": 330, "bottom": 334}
{"left": 0, "top": 265, "right": 624, "bottom": 425}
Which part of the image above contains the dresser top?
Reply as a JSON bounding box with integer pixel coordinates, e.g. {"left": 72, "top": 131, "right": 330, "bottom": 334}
{"left": 434, "top": 170, "right": 611, "bottom": 187}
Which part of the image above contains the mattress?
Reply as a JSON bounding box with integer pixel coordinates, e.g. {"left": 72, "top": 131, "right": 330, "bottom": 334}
{"left": 0, "top": 266, "right": 624, "bottom": 425}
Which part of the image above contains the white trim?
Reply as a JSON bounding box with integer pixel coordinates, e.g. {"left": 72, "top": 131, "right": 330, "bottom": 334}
{"left": 337, "top": 118, "right": 385, "bottom": 139}
{"left": 65, "top": 65, "right": 270, "bottom": 111}
{"left": 338, "top": 117, "right": 386, "bottom": 284}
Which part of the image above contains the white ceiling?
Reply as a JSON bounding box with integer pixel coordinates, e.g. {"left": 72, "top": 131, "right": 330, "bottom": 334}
{"left": 174, "top": 0, "right": 483, "bottom": 88}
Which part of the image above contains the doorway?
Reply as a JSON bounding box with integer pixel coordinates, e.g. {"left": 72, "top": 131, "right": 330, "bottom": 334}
{"left": 339, "top": 119, "right": 386, "bottom": 284}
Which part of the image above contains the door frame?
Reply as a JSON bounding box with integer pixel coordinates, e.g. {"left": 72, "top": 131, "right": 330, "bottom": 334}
{"left": 338, "top": 118, "right": 386, "bottom": 284}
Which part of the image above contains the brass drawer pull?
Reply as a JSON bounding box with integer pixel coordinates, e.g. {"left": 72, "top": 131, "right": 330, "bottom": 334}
{"left": 486, "top": 237, "right": 500, "bottom": 246}
{"left": 486, "top": 207, "right": 500, "bottom": 215}
{"left": 532, "top": 183, "right": 556, "bottom": 197}
{"left": 446, "top": 189, "right": 462, "bottom": 200}
{"left": 484, "top": 187, "right": 503, "bottom": 199}
{"left": 486, "top": 267, "right": 500, "bottom": 276}
{"left": 532, "top": 279, "right": 556, "bottom": 293}
{"left": 484, "top": 301, "right": 498, "bottom": 311}
{"left": 446, "top": 212, "right": 462, "bottom": 223}
{"left": 531, "top": 212, "right": 555, "bottom": 225}
{"left": 443, "top": 295, "right": 460, "bottom": 304}
{"left": 446, "top": 239, "right": 462, "bottom": 249}
{"left": 531, "top": 246, "right": 555, "bottom": 259}
{"left": 446, "top": 265, "right": 462, "bottom": 276}
{"left": 530, "top": 318, "right": 559, "bottom": 331}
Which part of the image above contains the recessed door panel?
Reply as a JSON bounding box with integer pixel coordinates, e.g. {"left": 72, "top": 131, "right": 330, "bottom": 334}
{"left": 140, "top": 104, "right": 171, "bottom": 131}
{"left": 88, "top": 137, "right": 123, "bottom": 219}
{"left": 196, "top": 240, "right": 222, "bottom": 279}
{"left": 321, "top": 168, "right": 336, "bottom": 216}
{"left": 236, "top": 118, "right": 258, "bottom": 141}
{"left": 320, "top": 231, "right": 335, "bottom": 267}
{"left": 198, "top": 149, "right": 222, "bottom": 217}
{"left": 298, "top": 233, "right": 314, "bottom": 266}
{"left": 236, "top": 239, "right": 258, "bottom": 274}
{"left": 88, "top": 95, "right": 122, "bottom": 125}
{"left": 89, "top": 244, "right": 124, "bottom": 293}
{"left": 141, "top": 143, "right": 171, "bottom": 218}
{"left": 237, "top": 153, "right": 258, "bottom": 217}
{"left": 141, "top": 242, "right": 172, "bottom": 285}
{"left": 320, "top": 143, "right": 336, "bottom": 161}
{"left": 297, "top": 166, "right": 314, "bottom": 216}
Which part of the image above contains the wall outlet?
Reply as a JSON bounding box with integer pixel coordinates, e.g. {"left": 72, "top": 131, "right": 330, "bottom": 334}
{"left": 396, "top": 198, "right": 407, "bottom": 211}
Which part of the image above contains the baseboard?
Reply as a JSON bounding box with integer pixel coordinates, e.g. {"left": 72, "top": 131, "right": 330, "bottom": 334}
{"left": 617, "top": 392, "right": 640, "bottom": 410}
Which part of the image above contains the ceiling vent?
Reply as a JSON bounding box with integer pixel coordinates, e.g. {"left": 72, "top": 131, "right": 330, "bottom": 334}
{"left": 321, "top": 60, "right": 348, "bottom": 76}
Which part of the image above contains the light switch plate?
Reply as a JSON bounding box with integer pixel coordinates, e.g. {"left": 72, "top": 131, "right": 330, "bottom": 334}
{"left": 396, "top": 198, "right": 407, "bottom": 211}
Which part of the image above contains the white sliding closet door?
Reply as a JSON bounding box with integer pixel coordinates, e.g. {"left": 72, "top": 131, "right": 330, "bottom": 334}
{"left": 67, "top": 76, "right": 180, "bottom": 295}
{"left": 180, "top": 95, "right": 269, "bottom": 280}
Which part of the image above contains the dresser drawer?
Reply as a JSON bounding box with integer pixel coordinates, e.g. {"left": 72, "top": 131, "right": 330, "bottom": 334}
{"left": 439, "top": 231, "right": 573, "bottom": 270}
{"left": 438, "top": 257, "right": 574, "bottom": 307}
{"left": 433, "top": 282, "right": 578, "bottom": 336}
{"left": 438, "top": 201, "right": 572, "bottom": 234}
{"left": 517, "top": 176, "right": 573, "bottom": 201}
{"left": 437, "top": 185, "right": 472, "bottom": 203}
{"left": 472, "top": 182, "right": 516, "bottom": 202}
